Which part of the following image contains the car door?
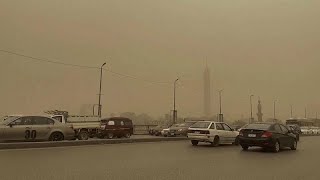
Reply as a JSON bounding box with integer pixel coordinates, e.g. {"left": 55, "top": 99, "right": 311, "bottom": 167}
{"left": 215, "top": 123, "right": 227, "bottom": 143}
{"left": 4, "top": 116, "right": 33, "bottom": 141}
{"left": 31, "top": 116, "right": 55, "bottom": 140}
{"left": 279, "top": 124, "right": 293, "bottom": 147}
{"left": 222, "top": 123, "right": 235, "bottom": 143}
{"left": 273, "top": 124, "right": 287, "bottom": 147}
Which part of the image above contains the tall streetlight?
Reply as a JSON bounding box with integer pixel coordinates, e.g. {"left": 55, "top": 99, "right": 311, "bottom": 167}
{"left": 290, "top": 105, "right": 293, "bottom": 118}
{"left": 98, "top": 62, "right": 107, "bottom": 118}
{"left": 250, "top": 95, "right": 254, "bottom": 123}
{"left": 218, "top": 89, "right": 223, "bottom": 122}
{"left": 173, "top": 78, "right": 179, "bottom": 124}
{"left": 273, "top": 100, "right": 277, "bottom": 121}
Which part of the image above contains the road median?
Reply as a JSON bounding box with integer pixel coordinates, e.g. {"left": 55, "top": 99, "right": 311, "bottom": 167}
{"left": 0, "top": 137, "right": 188, "bottom": 150}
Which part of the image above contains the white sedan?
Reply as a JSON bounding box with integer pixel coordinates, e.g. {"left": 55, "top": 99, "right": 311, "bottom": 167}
{"left": 188, "top": 121, "right": 239, "bottom": 146}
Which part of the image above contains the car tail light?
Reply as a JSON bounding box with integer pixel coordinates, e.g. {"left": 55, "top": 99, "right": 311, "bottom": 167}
{"left": 261, "top": 131, "right": 272, "bottom": 138}
{"left": 239, "top": 130, "right": 244, "bottom": 136}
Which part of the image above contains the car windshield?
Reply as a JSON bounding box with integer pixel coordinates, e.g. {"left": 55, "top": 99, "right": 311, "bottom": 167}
{"left": 0, "top": 116, "right": 19, "bottom": 125}
{"left": 190, "top": 122, "right": 211, "bottom": 129}
{"left": 244, "top": 123, "right": 271, "bottom": 130}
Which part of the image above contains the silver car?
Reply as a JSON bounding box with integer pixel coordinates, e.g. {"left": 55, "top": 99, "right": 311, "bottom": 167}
{"left": 0, "top": 115, "right": 75, "bottom": 142}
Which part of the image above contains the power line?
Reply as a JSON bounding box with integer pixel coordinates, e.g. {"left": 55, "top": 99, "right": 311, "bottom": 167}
{"left": 0, "top": 49, "right": 171, "bottom": 85}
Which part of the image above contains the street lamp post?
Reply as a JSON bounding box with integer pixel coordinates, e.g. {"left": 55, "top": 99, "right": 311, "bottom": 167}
{"left": 250, "top": 95, "right": 254, "bottom": 123}
{"left": 218, "top": 90, "right": 223, "bottom": 122}
{"left": 98, "top": 62, "right": 107, "bottom": 118}
{"left": 273, "top": 100, "right": 277, "bottom": 121}
{"left": 173, "top": 78, "right": 179, "bottom": 124}
{"left": 290, "top": 105, "right": 293, "bottom": 118}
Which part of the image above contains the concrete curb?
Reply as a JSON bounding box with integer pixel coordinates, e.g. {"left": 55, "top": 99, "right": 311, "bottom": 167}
{"left": 0, "top": 137, "right": 188, "bottom": 150}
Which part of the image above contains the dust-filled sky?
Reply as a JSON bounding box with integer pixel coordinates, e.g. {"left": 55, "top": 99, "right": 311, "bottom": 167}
{"left": 1, "top": 0, "right": 320, "bottom": 121}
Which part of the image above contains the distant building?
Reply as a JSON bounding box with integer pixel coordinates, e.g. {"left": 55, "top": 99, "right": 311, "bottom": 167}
{"left": 203, "top": 62, "right": 211, "bottom": 117}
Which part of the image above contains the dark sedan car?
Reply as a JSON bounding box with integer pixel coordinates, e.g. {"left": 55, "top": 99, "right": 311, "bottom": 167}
{"left": 150, "top": 125, "right": 169, "bottom": 136}
{"left": 287, "top": 125, "right": 301, "bottom": 141}
{"left": 168, "top": 122, "right": 196, "bottom": 137}
{"left": 239, "top": 122, "right": 297, "bottom": 153}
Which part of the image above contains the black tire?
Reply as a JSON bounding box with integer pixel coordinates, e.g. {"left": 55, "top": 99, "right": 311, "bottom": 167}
{"left": 234, "top": 136, "right": 240, "bottom": 146}
{"left": 78, "top": 130, "right": 89, "bottom": 140}
{"left": 212, "top": 136, "right": 220, "bottom": 147}
{"left": 296, "top": 134, "right": 300, "bottom": 141}
{"left": 241, "top": 145, "right": 249, "bottom": 151}
{"left": 107, "top": 132, "right": 114, "bottom": 139}
{"left": 273, "top": 140, "right": 280, "bottom": 153}
{"left": 191, "top": 140, "right": 199, "bottom": 146}
{"left": 291, "top": 140, "right": 297, "bottom": 150}
{"left": 49, "top": 132, "right": 64, "bottom": 141}
{"left": 124, "top": 132, "right": 131, "bottom": 138}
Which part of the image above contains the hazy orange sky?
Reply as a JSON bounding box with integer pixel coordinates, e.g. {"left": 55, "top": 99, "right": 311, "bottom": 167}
{"left": 1, "top": 0, "right": 320, "bottom": 120}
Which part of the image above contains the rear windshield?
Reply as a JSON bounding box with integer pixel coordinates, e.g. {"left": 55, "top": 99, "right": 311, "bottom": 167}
{"left": 244, "top": 124, "right": 271, "bottom": 130}
{"left": 190, "top": 122, "right": 211, "bottom": 129}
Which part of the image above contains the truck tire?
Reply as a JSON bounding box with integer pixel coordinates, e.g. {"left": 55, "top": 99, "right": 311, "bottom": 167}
{"left": 78, "top": 130, "right": 89, "bottom": 140}
{"left": 49, "top": 132, "right": 64, "bottom": 141}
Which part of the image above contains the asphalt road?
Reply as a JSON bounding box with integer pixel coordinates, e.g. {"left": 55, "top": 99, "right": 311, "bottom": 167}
{"left": 0, "top": 136, "right": 319, "bottom": 180}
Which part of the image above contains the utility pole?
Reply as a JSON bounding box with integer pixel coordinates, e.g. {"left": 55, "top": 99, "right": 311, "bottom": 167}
{"left": 173, "top": 78, "right": 179, "bottom": 124}
{"left": 218, "top": 89, "right": 223, "bottom": 122}
{"left": 290, "top": 105, "right": 293, "bottom": 118}
{"left": 250, "top": 95, "right": 254, "bottom": 123}
{"left": 305, "top": 107, "right": 307, "bottom": 119}
{"left": 98, "top": 62, "right": 107, "bottom": 118}
{"left": 273, "top": 100, "right": 277, "bottom": 121}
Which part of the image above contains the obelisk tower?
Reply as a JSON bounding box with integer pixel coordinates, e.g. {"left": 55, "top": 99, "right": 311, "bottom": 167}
{"left": 257, "top": 97, "right": 263, "bottom": 122}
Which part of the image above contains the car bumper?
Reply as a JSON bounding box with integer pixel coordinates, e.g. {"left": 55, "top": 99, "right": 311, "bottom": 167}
{"left": 239, "top": 137, "right": 275, "bottom": 147}
{"left": 187, "top": 134, "right": 212, "bottom": 143}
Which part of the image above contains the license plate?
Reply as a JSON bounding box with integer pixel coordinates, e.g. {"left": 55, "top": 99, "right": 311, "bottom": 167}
{"left": 248, "top": 134, "right": 256, "bottom": 137}
{"left": 194, "top": 131, "right": 200, "bottom": 134}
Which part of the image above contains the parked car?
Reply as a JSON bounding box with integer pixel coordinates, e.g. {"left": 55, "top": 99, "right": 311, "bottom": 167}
{"left": 300, "top": 126, "right": 312, "bottom": 135}
{"left": 0, "top": 115, "right": 75, "bottom": 142}
{"left": 99, "top": 117, "right": 133, "bottom": 139}
{"left": 150, "top": 125, "right": 169, "bottom": 136}
{"left": 168, "top": 122, "right": 196, "bottom": 137}
{"left": 310, "top": 127, "right": 320, "bottom": 135}
{"left": 187, "top": 121, "right": 239, "bottom": 146}
{"left": 238, "top": 122, "right": 297, "bottom": 153}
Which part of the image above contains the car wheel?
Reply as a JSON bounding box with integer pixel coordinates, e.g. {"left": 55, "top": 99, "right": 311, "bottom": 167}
{"left": 212, "top": 136, "right": 220, "bottom": 147}
{"left": 191, "top": 140, "right": 199, "bottom": 146}
{"left": 273, "top": 141, "right": 280, "bottom": 153}
{"left": 291, "top": 140, "right": 297, "bottom": 150}
{"left": 107, "top": 132, "right": 114, "bottom": 139}
{"left": 124, "top": 132, "right": 131, "bottom": 138}
{"left": 77, "top": 130, "right": 89, "bottom": 140}
{"left": 234, "top": 136, "right": 240, "bottom": 146}
{"left": 49, "top": 132, "right": 64, "bottom": 141}
{"left": 241, "top": 145, "right": 249, "bottom": 151}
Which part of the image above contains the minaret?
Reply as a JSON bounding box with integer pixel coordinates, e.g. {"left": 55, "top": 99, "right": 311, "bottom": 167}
{"left": 204, "top": 61, "right": 211, "bottom": 117}
{"left": 257, "top": 97, "right": 263, "bottom": 122}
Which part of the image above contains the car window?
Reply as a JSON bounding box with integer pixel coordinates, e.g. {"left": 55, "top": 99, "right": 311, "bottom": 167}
{"left": 33, "top": 117, "right": 54, "bottom": 125}
{"left": 124, "top": 121, "right": 132, "bottom": 126}
{"left": 12, "top": 117, "right": 33, "bottom": 125}
{"left": 216, "top": 123, "right": 224, "bottom": 130}
{"left": 210, "top": 123, "right": 215, "bottom": 129}
{"left": 274, "top": 124, "right": 282, "bottom": 133}
{"left": 108, "top": 121, "right": 115, "bottom": 125}
{"left": 244, "top": 123, "right": 271, "bottom": 130}
{"left": 190, "top": 122, "right": 211, "bottom": 129}
{"left": 52, "top": 116, "right": 63, "bottom": 123}
{"left": 280, "top": 125, "right": 289, "bottom": 134}
{"left": 222, "top": 124, "right": 232, "bottom": 131}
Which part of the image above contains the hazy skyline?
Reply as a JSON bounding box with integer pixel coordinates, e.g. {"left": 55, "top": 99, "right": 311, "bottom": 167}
{"left": 1, "top": 0, "right": 320, "bottom": 120}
